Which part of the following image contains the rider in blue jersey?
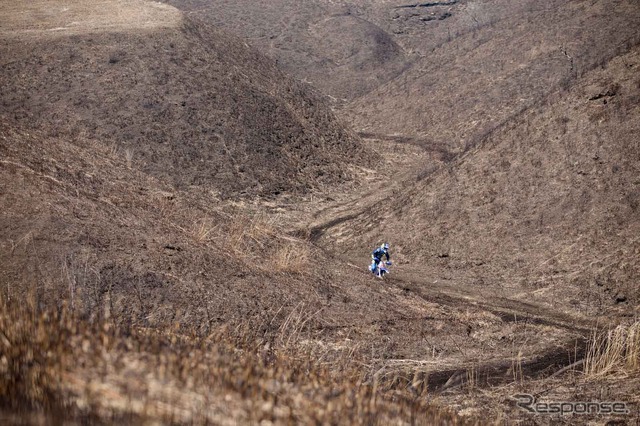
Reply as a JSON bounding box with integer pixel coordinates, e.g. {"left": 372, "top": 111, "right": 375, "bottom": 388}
{"left": 370, "top": 243, "right": 391, "bottom": 276}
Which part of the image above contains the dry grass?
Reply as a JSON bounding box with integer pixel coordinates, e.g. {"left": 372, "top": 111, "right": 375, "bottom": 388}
{"left": 584, "top": 321, "right": 640, "bottom": 378}
{"left": 273, "top": 240, "right": 310, "bottom": 274}
{"left": 222, "top": 213, "right": 275, "bottom": 256}
{"left": 509, "top": 349, "right": 524, "bottom": 385}
{"left": 465, "top": 364, "right": 478, "bottom": 391}
{"left": 200, "top": 211, "right": 311, "bottom": 273}
{"left": 124, "top": 147, "right": 134, "bottom": 169}
{"left": 0, "top": 0, "right": 181, "bottom": 38}
{"left": 192, "top": 217, "right": 217, "bottom": 243}
{"left": 0, "top": 295, "right": 468, "bottom": 424}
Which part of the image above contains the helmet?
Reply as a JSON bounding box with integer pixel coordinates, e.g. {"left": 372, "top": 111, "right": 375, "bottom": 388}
{"left": 383, "top": 243, "right": 389, "bottom": 250}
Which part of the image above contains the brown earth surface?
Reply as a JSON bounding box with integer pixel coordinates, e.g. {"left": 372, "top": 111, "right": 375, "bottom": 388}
{"left": 1, "top": 0, "right": 639, "bottom": 424}
{"left": 164, "top": 0, "right": 640, "bottom": 153}
{"left": 0, "top": 0, "right": 375, "bottom": 199}
{"left": 311, "top": 44, "right": 640, "bottom": 318}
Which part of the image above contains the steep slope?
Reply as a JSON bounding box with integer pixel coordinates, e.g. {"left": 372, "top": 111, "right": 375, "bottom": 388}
{"left": 164, "top": 0, "right": 410, "bottom": 102}
{"left": 0, "top": 1, "right": 374, "bottom": 199}
{"left": 2, "top": 118, "right": 573, "bottom": 402}
{"left": 0, "top": 118, "right": 478, "bottom": 423}
{"left": 0, "top": 0, "right": 507, "bottom": 369}
{"left": 326, "top": 44, "right": 640, "bottom": 314}
{"left": 168, "top": 0, "right": 640, "bottom": 159}
{"left": 0, "top": 120, "right": 424, "bottom": 339}
{"left": 2, "top": 1, "right": 636, "bottom": 422}
{"left": 347, "top": 0, "right": 640, "bottom": 152}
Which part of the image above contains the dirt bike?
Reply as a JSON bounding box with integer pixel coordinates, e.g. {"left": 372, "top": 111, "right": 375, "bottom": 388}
{"left": 370, "top": 260, "right": 392, "bottom": 278}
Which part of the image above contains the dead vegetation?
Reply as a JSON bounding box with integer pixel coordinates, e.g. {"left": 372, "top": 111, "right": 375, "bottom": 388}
{"left": 585, "top": 321, "right": 640, "bottom": 378}
{"left": 0, "top": 1, "right": 376, "bottom": 199}
{"left": 327, "top": 42, "right": 640, "bottom": 319}
{"left": 0, "top": 120, "right": 483, "bottom": 422}
{"left": 0, "top": 295, "right": 469, "bottom": 425}
{"left": 272, "top": 240, "right": 311, "bottom": 274}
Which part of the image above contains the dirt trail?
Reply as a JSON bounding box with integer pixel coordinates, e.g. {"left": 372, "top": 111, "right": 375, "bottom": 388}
{"left": 302, "top": 136, "right": 435, "bottom": 240}
{"left": 298, "top": 135, "right": 601, "bottom": 392}
{"left": 389, "top": 270, "right": 592, "bottom": 391}
{"left": 390, "top": 271, "right": 594, "bottom": 333}
{"left": 327, "top": 254, "right": 593, "bottom": 392}
{"left": 304, "top": 135, "right": 597, "bottom": 334}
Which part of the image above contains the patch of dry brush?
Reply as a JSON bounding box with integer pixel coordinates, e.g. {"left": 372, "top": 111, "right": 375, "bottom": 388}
{"left": 0, "top": 296, "right": 466, "bottom": 424}
{"left": 585, "top": 321, "right": 640, "bottom": 378}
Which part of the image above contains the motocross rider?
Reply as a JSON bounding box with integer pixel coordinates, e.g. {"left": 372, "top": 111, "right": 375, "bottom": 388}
{"left": 370, "top": 243, "right": 391, "bottom": 275}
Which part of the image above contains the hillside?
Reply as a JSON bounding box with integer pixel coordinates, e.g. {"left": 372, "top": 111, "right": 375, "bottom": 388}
{"left": 1, "top": 117, "right": 462, "bottom": 359}
{"left": 346, "top": 0, "right": 640, "bottom": 153}
{"left": 0, "top": 1, "right": 524, "bottom": 422}
{"left": 172, "top": 0, "right": 640, "bottom": 157}
{"left": 164, "top": 0, "right": 411, "bottom": 102}
{"left": 0, "top": 0, "right": 431, "bottom": 350}
{"left": 2, "top": 0, "right": 640, "bottom": 423}
{"left": 178, "top": 0, "right": 640, "bottom": 315}
{"left": 1, "top": 113, "right": 534, "bottom": 424}
{"left": 0, "top": 1, "right": 374, "bottom": 199}
{"left": 322, "top": 43, "right": 640, "bottom": 317}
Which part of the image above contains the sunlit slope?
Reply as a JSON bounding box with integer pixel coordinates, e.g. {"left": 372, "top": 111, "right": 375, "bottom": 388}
{"left": 0, "top": 0, "right": 375, "bottom": 198}
{"left": 331, "top": 44, "right": 640, "bottom": 312}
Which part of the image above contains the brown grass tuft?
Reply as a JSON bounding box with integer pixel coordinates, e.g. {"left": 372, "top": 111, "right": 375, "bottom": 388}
{"left": 192, "top": 217, "right": 217, "bottom": 243}
{"left": 273, "top": 240, "right": 310, "bottom": 274}
{"left": 584, "top": 321, "right": 640, "bottom": 378}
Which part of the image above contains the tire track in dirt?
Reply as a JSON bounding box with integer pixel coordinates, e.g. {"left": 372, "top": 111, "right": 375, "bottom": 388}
{"left": 303, "top": 136, "right": 434, "bottom": 241}
{"left": 316, "top": 255, "right": 594, "bottom": 392}
{"left": 315, "top": 249, "right": 594, "bottom": 392}
{"left": 392, "top": 276, "right": 594, "bottom": 334}
{"left": 302, "top": 134, "right": 599, "bottom": 393}
{"left": 369, "top": 274, "right": 593, "bottom": 392}
{"left": 424, "top": 337, "right": 587, "bottom": 392}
